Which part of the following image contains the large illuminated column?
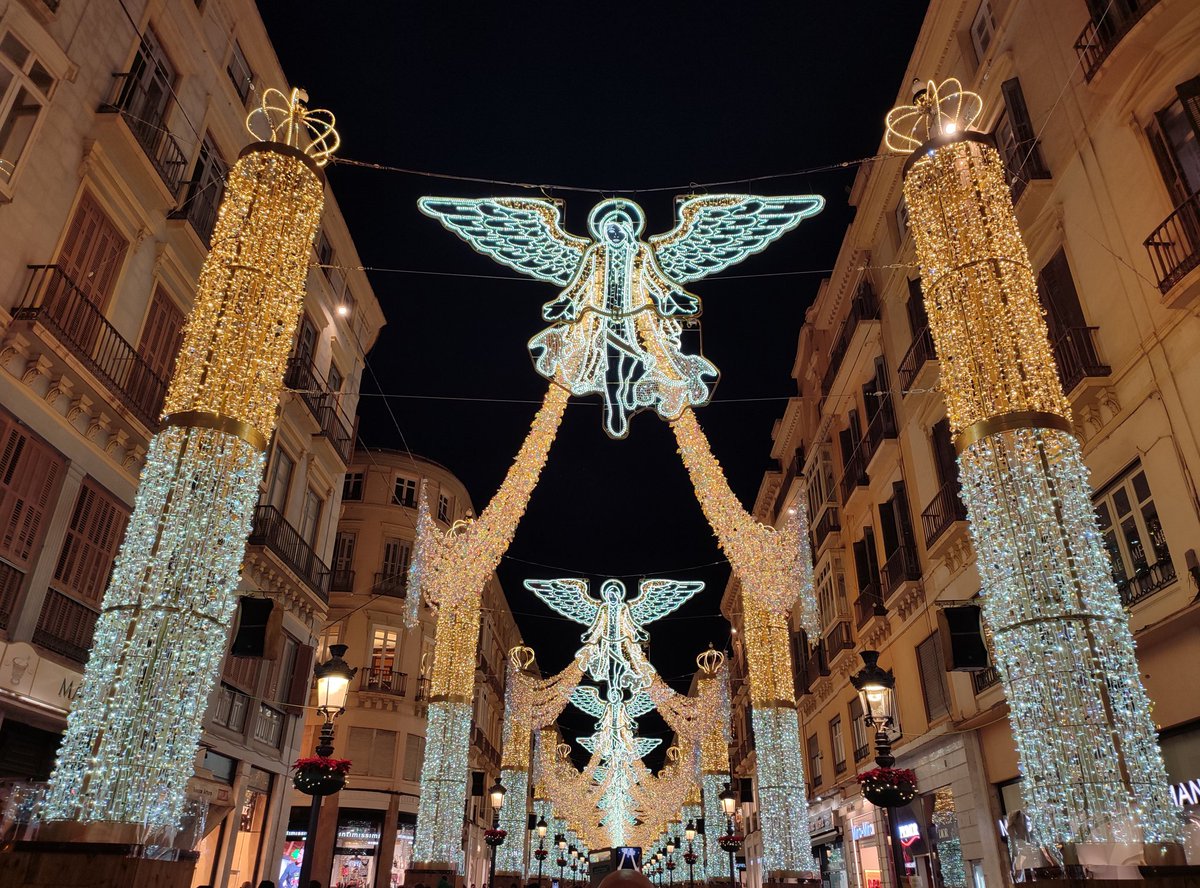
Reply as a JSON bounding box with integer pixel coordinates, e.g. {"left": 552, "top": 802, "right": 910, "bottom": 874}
{"left": 696, "top": 649, "right": 730, "bottom": 886}
{"left": 890, "top": 80, "right": 1178, "bottom": 849}
{"left": 42, "top": 90, "right": 336, "bottom": 831}
{"left": 411, "top": 387, "right": 567, "bottom": 870}
{"left": 673, "top": 410, "right": 818, "bottom": 878}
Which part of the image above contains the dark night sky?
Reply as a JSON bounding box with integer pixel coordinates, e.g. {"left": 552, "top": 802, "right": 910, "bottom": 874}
{"left": 257, "top": 1, "right": 928, "bottom": 755}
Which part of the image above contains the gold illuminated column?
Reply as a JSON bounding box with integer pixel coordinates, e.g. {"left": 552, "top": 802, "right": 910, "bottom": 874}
{"left": 696, "top": 648, "right": 730, "bottom": 886}
{"left": 42, "top": 89, "right": 337, "bottom": 831}
{"left": 889, "top": 80, "right": 1178, "bottom": 851}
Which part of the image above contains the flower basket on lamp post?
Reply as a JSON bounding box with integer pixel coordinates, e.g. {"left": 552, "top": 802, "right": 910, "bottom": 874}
{"left": 291, "top": 755, "right": 351, "bottom": 796}
{"left": 535, "top": 848, "right": 549, "bottom": 861}
{"left": 717, "top": 833, "right": 743, "bottom": 854}
{"left": 857, "top": 766, "right": 917, "bottom": 808}
{"left": 485, "top": 828, "right": 508, "bottom": 848}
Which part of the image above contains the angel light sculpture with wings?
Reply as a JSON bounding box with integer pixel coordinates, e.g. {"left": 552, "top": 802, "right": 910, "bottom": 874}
{"left": 419, "top": 194, "right": 824, "bottom": 438}
{"left": 525, "top": 577, "right": 702, "bottom": 692}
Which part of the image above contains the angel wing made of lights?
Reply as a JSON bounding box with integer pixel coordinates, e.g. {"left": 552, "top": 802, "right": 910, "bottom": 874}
{"left": 627, "top": 689, "right": 656, "bottom": 719}
{"left": 523, "top": 578, "right": 600, "bottom": 627}
{"left": 569, "top": 685, "right": 610, "bottom": 721}
{"left": 417, "top": 197, "right": 589, "bottom": 285}
{"left": 628, "top": 579, "right": 705, "bottom": 626}
{"left": 649, "top": 194, "right": 825, "bottom": 283}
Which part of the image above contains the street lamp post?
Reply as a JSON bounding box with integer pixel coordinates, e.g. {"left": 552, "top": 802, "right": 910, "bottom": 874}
{"left": 685, "top": 820, "right": 697, "bottom": 888}
{"left": 666, "top": 836, "right": 677, "bottom": 887}
{"left": 570, "top": 845, "right": 579, "bottom": 888}
{"left": 297, "top": 644, "right": 357, "bottom": 888}
{"left": 487, "top": 778, "right": 508, "bottom": 888}
{"left": 850, "top": 651, "right": 906, "bottom": 888}
{"left": 535, "top": 816, "right": 548, "bottom": 887}
{"left": 556, "top": 834, "right": 567, "bottom": 887}
{"left": 719, "top": 781, "right": 740, "bottom": 888}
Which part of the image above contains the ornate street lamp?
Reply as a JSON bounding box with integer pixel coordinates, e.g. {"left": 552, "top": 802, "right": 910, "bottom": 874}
{"left": 487, "top": 778, "right": 507, "bottom": 888}
{"left": 297, "top": 644, "right": 357, "bottom": 888}
{"left": 684, "top": 820, "right": 697, "bottom": 888}
{"left": 849, "top": 651, "right": 897, "bottom": 767}
{"left": 533, "top": 816, "right": 549, "bottom": 886}
{"left": 718, "top": 781, "right": 741, "bottom": 888}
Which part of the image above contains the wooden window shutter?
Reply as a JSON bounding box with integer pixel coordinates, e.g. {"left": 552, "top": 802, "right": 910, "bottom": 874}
{"left": 51, "top": 479, "right": 129, "bottom": 604}
{"left": 931, "top": 418, "right": 958, "bottom": 488}
{"left": 1001, "top": 78, "right": 1038, "bottom": 156}
{"left": 1036, "top": 248, "right": 1087, "bottom": 336}
{"left": 917, "top": 631, "right": 951, "bottom": 721}
{"left": 138, "top": 286, "right": 185, "bottom": 381}
{"left": 283, "top": 643, "right": 315, "bottom": 714}
{"left": 1177, "top": 76, "right": 1200, "bottom": 143}
{"left": 56, "top": 191, "right": 128, "bottom": 308}
{"left": 0, "top": 414, "right": 65, "bottom": 568}
{"left": 906, "top": 278, "right": 929, "bottom": 334}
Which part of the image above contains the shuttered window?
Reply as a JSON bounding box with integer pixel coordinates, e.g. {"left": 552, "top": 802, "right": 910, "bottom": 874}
{"left": 403, "top": 733, "right": 425, "bottom": 782}
{"left": 347, "top": 726, "right": 397, "bottom": 779}
{"left": 0, "top": 411, "right": 64, "bottom": 569}
{"left": 51, "top": 479, "right": 128, "bottom": 605}
{"left": 807, "top": 732, "right": 822, "bottom": 788}
{"left": 917, "top": 631, "right": 951, "bottom": 722}
{"left": 56, "top": 190, "right": 128, "bottom": 307}
{"left": 137, "top": 286, "right": 184, "bottom": 381}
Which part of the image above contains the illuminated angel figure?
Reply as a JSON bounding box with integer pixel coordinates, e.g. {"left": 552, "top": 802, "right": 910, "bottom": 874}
{"left": 524, "top": 578, "right": 702, "bottom": 692}
{"left": 419, "top": 194, "right": 824, "bottom": 438}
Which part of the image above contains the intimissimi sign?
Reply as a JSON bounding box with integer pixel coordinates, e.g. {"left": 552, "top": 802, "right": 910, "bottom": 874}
{"left": 1169, "top": 778, "right": 1200, "bottom": 807}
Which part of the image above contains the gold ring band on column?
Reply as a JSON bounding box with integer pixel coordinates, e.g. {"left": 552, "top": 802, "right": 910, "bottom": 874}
{"left": 162, "top": 410, "right": 268, "bottom": 451}
{"left": 954, "top": 410, "right": 1074, "bottom": 454}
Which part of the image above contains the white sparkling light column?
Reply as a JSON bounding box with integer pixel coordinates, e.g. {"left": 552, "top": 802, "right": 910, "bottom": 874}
{"left": 42, "top": 89, "right": 336, "bottom": 832}
{"left": 889, "top": 79, "right": 1179, "bottom": 851}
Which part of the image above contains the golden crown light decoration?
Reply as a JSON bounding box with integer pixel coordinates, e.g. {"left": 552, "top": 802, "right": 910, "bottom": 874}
{"left": 414, "top": 193, "right": 825, "bottom": 880}
{"left": 890, "top": 79, "right": 1179, "bottom": 854}
{"left": 42, "top": 89, "right": 335, "bottom": 831}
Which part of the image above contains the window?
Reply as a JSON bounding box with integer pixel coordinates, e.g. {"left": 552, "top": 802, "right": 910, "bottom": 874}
{"left": 393, "top": 476, "right": 418, "bottom": 508}
{"left": 807, "top": 733, "right": 822, "bottom": 788}
{"left": 347, "top": 726, "right": 397, "bottom": 779}
{"left": 0, "top": 410, "right": 65, "bottom": 571}
{"left": 294, "top": 315, "right": 318, "bottom": 365}
{"left": 52, "top": 479, "right": 129, "bottom": 605}
{"left": 316, "top": 623, "right": 339, "bottom": 663}
{"left": 56, "top": 190, "right": 128, "bottom": 307}
{"left": 298, "top": 487, "right": 323, "bottom": 546}
{"left": 1146, "top": 77, "right": 1200, "bottom": 206}
{"left": 252, "top": 704, "right": 285, "bottom": 748}
{"left": 381, "top": 538, "right": 410, "bottom": 582}
{"left": 917, "top": 631, "right": 951, "bottom": 722}
{"left": 327, "top": 363, "right": 343, "bottom": 394}
{"left": 849, "top": 696, "right": 870, "bottom": 761}
{"left": 970, "top": 0, "right": 996, "bottom": 63}
{"left": 437, "top": 493, "right": 451, "bottom": 523}
{"left": 226, "top": 39, "right": 253, "bottom": 103}
{"left": 213, "top": 683, "right": 250, "bottom": 732}
{"left": 332, "top": 531, "right": 355, "bottom": 573}
{"left": 829, "top": 716, "right": 846, "bottom": 774}
{"left": 403, "top": 733, "right": 425, "bottom": 782}
{"left": 137, "top": 286, "right": 184, "bottom": 382}
{"left": 118, "top": 30, "right": 175, "bottom": 128}
{"left": 994, "top": 78, "right": 1050, "bottom": 200}
{"left": 0, "top": 32, "right": 55, "bottom": 188}
{"left": 264, "top": 447, "right": 294, "bottom": 513}
{"left": 370, "top": 625, "right": 401, "bottom": 674}
{"left": 342, "top": 471, "right": 363, "bottom": 501}
{"left": 178, "top": 134, "right": 226, "bottom": 244}
{"left": 315, "top": 230, "right": 334, "bottom": 271}
{"left": 894, "top": 195, "right": 909, "bottom": 241}
{"left": 1094, "top": 462, "right": 1175, "bottom": 606}
{"left": 906, "top": 278, "right": 929, "bottom": 338}
{"left": 815, "top": 558, "right": 848, "bottom": 631}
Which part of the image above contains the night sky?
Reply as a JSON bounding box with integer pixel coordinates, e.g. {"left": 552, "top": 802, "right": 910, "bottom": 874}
{"left": 258, "top": 2, "right": 928, "bottom": 757}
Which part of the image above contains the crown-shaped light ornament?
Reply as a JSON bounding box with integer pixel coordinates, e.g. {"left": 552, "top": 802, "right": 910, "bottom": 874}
{"left": 696, "top": 643, "right": 725, "bottom": 676}
{"left": 885, "top": 77, "right": 983, "bottom": 154}
{"left": 509, "top": 645, "right": 537, "bottom": 671}
{"left": 246, "top": 86, "right": 340, "bottom": 166}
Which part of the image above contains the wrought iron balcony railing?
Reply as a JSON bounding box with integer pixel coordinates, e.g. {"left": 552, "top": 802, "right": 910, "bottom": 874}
{"left": 821, "top": 282, "right": 880, "bottom": 395}
{"left": 825, "top": 620, "right": 854, "bottom": 659}
{"left": 922, "top": 481, "right": 968, "bottom": 549}
{"left": 1052, "top": 327, "right": 1109, "bottom": 393}
{"left": 1145, "top": 191, "right": 1200, "bottom": 296}
{"left": 330, "top": 569, "right": 355, "bottom": 593}
{"left": 14, "top": 265, "right": 170, "bottom": 428}
{"left": 881, "top": 544, "right": 921, "bottom": 598}
{"left": 1074, "top": 0, "right": 1161, "bottom": 81}
{"left": 897, "top": 326, "right": 936, "bottom": 392}
{"left": 101, "top": 73, "right": 188, "bottom": 194}
{"left": 170, "top": 176, "right": 223, "bottom": 246}
{"left": 284, "top": 356, "right": 354, "bottom": 464}
{"left": 812, "top": 505, "right": 841, "bottom": 550}
{"left": 372, "top": 571, "right": 407, "bottom": 598}
{"left": 1117, "top": 558, "right": 1177, "bottom": 608}
{"left": 854, "top": 583, "right": 885, "bottom": 628}
{"left": 247, "top": 505, "right": 330, "bottom": 602}
{"left": 362, "top": 667, "right": 407, "bottom": 696}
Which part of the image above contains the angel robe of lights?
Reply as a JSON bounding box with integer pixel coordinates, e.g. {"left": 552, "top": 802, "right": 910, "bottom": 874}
{"left": 419, "top": 194, "right": 825, "bottom": 438}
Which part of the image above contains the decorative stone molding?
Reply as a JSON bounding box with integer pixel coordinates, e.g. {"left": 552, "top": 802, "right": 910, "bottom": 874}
{"left": 863, "top": 619, "right": 892, "bottom": 651}
{"left": 105, "top": 428, "right": 129, "bottom": 457}
{"left": 85, "top": 412, "right": 112, "bottom": 443}
{"left": 67, "top": 394, "right": 93, "bottom": 425}
{"left": 123, "top": 443, "right": 146, "bottom": 471}
{"left": 44, "top": 374, "right": 73, "bottom": 408}
{"left": 894, "top": 583, "right": 926, "bottom": 621}
{"left": 943, "top": 536, "right": 975, "bottom": 574}
{"left": 21, "top": 354, "right": 51, "bottom": 385}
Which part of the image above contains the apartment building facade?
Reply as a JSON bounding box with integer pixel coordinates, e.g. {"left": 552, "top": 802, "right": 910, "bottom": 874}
{"left": 285, "top": 449, "right": 524, "bottom": 888}
{"left": 743, "top": 1, "right": 1200, "bottom": 887}
{"left": 0, "top": 1, "right": 384, "bottom": 886}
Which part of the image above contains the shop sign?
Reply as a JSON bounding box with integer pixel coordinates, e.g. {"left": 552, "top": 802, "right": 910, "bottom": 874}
{"left": 1170, "top": 778, "right": 1200, "bottom": 807}
{"left": 896, "top": 821, "right": 921, "bottom": 847}
{"left": 810, "top": 811, "right": 835, "bottom": 834}
{"left": 851, "top": 822, "right": 875, "bottom": 841}
{"left": 0, "top": 642, "right": 82, "bottom": 714}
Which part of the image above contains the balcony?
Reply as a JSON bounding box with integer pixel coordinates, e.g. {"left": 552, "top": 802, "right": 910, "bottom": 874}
{"left": 252, "top": 704, "right": 287, "bottom": 748}
{"left": 812, "top": 505, "right": 841, "bottom": 551}
{"left": 839, "top": 444, "right": 870, "bottom": 504}
{"left": 13, "top": 266, "right": 169, "bottom": 428}
{"left": 1145, "top": 192, "right": 1200, "bottom": 302}
{"left": 854, "top": 584, "right": 885, "bottom": 628}
{"left": 824, "top": 620, "right": 854, "bottom": 660}
{"left": 1074, "top": 0, "right": 1161, "bottom": 82}
{"left": 247, "top": 505, "right": 330, "bottom": 603}
{"left": 772, "top": 451, "right": 803, "bottom": 519}
{"left": 1052, "top": 327, "right": 1109, "bottom": 393}
{"left": 922, "top": 481, "right": 968, "bottom": 549}
{"left": 972, "top": 666, "right": 1002, "bottom": 695}
{"left": 470, "top": 724, "right": 500, "bottom": 767}
{"left": 881, "top": 544, "right": 921, "bottom": 599}
{"left": 33, "top": 589, "right": 98, "bottom": 663}
{"left": 863, "top": 400, "right": 898, "bottom": 464}
{"left": 1117, "top": 558, "right": 1177, "bottom": 608}
{"left": 372, "top": 571, "right": 407, "bottom": 598}
{"left": 284, "top": 356, "right": 354, "bottom": 465}
{"left": 362, "top": 667, "right": 408, "bottom": 696}
{"left": 805, "top": 641, "right": 830, "bottom": 685}
{"left": 100, "top": 73, "right": 188, "bottom": 195}
{"left": 897, "top": 326, "right": 936, "bottom": 393}
{"left": 415, "top": 677, "right": 430, "bottom": 702}
{"left": 821, "top": 282, "right": 880, "bottom": 395}
{"left": 212, "top": 683, "right": 251, "bottom": 733}
{"left": 169, "top": 177, "right": 223, "bottom": 247}
{"left": 330, "top": 569, "right": 355, "bottom": 593}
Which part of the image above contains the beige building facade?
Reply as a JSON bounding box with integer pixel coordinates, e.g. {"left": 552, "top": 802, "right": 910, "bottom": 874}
{"left": 738, "top": 1, "right": 1200, "bottom": 888}
{"left": 0, "top": 1, "right": 383, "bottom": 886}
{"left": 287, "top": 449, "right": 524, "bottom": 888}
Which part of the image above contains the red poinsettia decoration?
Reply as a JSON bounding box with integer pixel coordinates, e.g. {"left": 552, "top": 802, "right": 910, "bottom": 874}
{"left": 718, "top": 833, "right": 744, "bottom": 853}
{"left": 485, "top": 827, "right": 508, "bottom": 847}
{"left": 683, "top": 852, "right": 698, "bottom": 865}
{"left": 857, "top": 767, "right": 918, "bottom": 807}
{"left": 557, "top": 858, "right": 568, "bottom": 868}
{"left": 292, "top": 755, "right": 352, "bottom": 774}
{"left": 666, "top": 861, "right": 677, "bottom": 871}
{"left": 535, "top": 848, "right": 549, "bottom": 861}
